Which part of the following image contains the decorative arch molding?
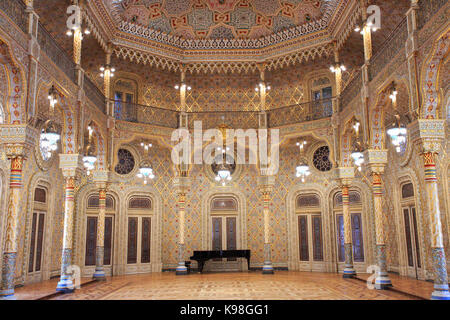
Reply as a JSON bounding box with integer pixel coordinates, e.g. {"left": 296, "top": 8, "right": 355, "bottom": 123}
{"left": 421, "top": 29, "right": 449, "bottom": 119}
{"left": 0, "top": 37, "right": 27, "bottom": 124}
{"left": 200, "top": 187, "right": 248, "bottom": 254}
{"left": 21, "top": 174, "right": 56, "bottom": 284}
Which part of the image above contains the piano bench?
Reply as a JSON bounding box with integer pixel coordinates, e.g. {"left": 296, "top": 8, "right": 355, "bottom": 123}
{"left": 185, "top": 261, "right": 191, "bottom": 274}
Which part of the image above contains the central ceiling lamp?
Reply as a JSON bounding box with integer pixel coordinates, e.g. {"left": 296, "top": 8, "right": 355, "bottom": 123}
{"left": 354, "top": 18, "right": 379, "bottom": 34}
{"left": 137, "top": 141, "right": 155, "bottom": 185}
{"left": 48, "top": 85, "right": 59, "bottom": 111}
{"left": 82, "top": 125, "right": 97, "bottom": 176}
{"left": 295, "top": 140, "right": 310, "bottom": 183}
{"left": 215, "top": 124, "right": 232, "bottom": 186}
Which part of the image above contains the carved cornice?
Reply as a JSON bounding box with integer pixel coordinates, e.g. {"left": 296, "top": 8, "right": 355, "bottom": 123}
{"left": 336, "top": 167, "right": 355, "bottom": 185}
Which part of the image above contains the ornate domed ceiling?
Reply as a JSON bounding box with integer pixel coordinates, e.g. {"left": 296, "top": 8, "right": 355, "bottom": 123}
{"left": 109, "top": 0, "right": 326, "bottom": 40}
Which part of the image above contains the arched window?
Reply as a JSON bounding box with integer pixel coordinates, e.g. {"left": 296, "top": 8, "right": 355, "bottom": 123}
{"left": 211, "top": 197, "right": 238, "bottom": 211}
{"left": 128, "top": 196, "right": 152, "bottom": 210}
{"left": 296, "top": 194, "right": 320, "bottom": 209}
{"left": 87, "top": 194, "right": 115, "bottom": 210}
{"left": 401, "top": 183, "right": 414, "bottom": 199}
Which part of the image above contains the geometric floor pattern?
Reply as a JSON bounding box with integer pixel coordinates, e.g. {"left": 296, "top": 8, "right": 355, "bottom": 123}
{"left": 15, "top": 272, "right": 432, "bottom": 300}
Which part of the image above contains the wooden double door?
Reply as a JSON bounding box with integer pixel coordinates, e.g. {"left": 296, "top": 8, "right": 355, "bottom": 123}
{"left": 208, "top": 216, "right": 241, "bottom": 272}
{"left": 85, "top": 215, "right": 114, "bottom": 275}
{"left": 126, "top": 216, "right": 152, "bottom": 274}
{"left": 402, "top": 206, "right": 421, "bottom": 279}
{"left": 297, "top": 214, "right": 325, "bottom": 271}
{"left": 28, "top": 212, "right": 45, "bottom": 282}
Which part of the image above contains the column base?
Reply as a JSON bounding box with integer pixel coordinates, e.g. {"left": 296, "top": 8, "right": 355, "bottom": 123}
{"left": 176, "top": 263, "right": 187, "bottom": 275}
{"left": 0, "top": 293, "right": 16, "bottom": 300}
{"left": 431, "top": 287, "right": 450, "bottom": 300}
{"left": 56, "top": 277, "right": 75, "bottom": 293}
{"left": 374, "top": 275, "right": 393, "bottom": 290}
{"left": 93, "top": 270, "right": 107, "bottom": 281}
{"left": 1, "top": 252, "right": 17, "bottom": 299}
{"left": 262, "top": 263, "right": 274, "bottom": 275}
{"left": 343, "top": 268, "right": 357, "bottom": 279}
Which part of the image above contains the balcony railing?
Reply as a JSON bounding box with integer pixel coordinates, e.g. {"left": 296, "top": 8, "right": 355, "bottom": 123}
{"left": 84, "top": 75, "right": 106, "bottom": 113}
{"left": 113, "top": 98, "right": 334, "bottom": 129}
{"left": 113, "top": 101, "right": 179, "bottom": 128}
{"left": 341, "top": 71, "right": 362, "bottom": 110}
{"left": 0, "top": 0, "right": 27, "bottom": 34}
{"left": 37, "top": 21, "right": 77, "bottom": 83}
{"left": 267, "top": 98, "right": 333, "bottom": 127}
{"left": 188, "top": 110, "right": 259, "bottom": 130}
{"left": 368, "top": 17, "right": 408, "bottom": 81}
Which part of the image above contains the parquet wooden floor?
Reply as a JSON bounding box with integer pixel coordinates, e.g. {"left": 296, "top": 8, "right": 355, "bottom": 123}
{"left": 13, "top": 272, "right": 434, "bottom": 300}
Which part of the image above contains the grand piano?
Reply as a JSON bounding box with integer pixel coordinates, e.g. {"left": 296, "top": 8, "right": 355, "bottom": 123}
{"left": 189, "top": 250, "right": 251, "bottom": 273}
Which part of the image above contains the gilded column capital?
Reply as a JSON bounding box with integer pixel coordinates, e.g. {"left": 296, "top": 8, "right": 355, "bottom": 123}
{"left": 364, "top": 149, "right": 388, "bottom": 174}
{"left": 409, "top": 119, "right": 445, "bottom": 154}
{"left": 336, "top": 167, "right": 355, "bottom": 186}
{"left": 0, "top": 124, "right": 37, "bottom": 159}
{"left": 92, "top": 170, "right": 109, "bottom": 189}
{"left": 59, "top": 153, "right": 83, "bottom": 178}
{"left": 173, "top": 176, "right": 191, "bottom": 194}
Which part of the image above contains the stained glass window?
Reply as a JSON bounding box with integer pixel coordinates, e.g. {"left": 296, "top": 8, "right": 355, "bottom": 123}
{"left": 313, "top": 146, "right": 332, "bottom": 172}
{"left": 115, "top": 149, "right": 135, "bottom": 175}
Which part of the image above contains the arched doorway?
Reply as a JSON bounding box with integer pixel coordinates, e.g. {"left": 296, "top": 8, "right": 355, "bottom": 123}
{"left": 125, "top": 195, "right": 155, "bottom": 274}
{"left": 27, "top": 187, "right": 48, "bottom": 283}
{"left": 295, "top": 193, "right": 326, "bottom": 272}
{"left": 399, "top": 182, "right": 422, "bottom": 279}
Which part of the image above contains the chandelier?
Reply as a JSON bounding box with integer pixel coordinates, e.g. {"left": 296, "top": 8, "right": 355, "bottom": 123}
{"left": 82, "top": 146, "right": 97, "bottom": 176}
{"left": 100, "top": 65, "right": 116, "bottom": 78}
{"left": 48, "top": 85, "right": 59, "bottom": 110}
{"left": 295, "top": 140, "right": 310, "bottom": 182}
{"left": 40, "top": 122, "right": 60, "bottom": 161}
{"left": 136, "top": 160, "right": 155, "bottom": 185}
{"left": 83, "top": 125, "right": 97, "bottom": 176}
{"left": 351, "top": 140, "right": 365, "bottom": 171}
{"left": 215, "top": 162, "right": 232, "bottom": 186}
{"left": 387, "top": 114, "right": 407, "bottom": 153}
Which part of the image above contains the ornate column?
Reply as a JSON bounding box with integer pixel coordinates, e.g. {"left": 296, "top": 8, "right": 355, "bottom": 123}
{"left": 92, "top": 170, "right": 109, "bottom": 280}
{"left": 173, "top": 176, "right": 190, "bottom": 275}
{"left": 0, "top": 125, "right": 36, "bottom": 300}
{"left": 337, "top": 167, "right": 357, "bottom": 278}
{"left": 259, "top": 176, "right": 275, "bottom": 274}
{"left": 405, "top": 1, "right": 421, "bottom": 117}
{"left": 56, "top": 154, "right": 82, "bottom": 293}
{"left": 25, "top": 0, "right": 40, "bottom": 120}
{"left": 411, "top": 119, "right": 450, "bottom": 300}
{"left": 365, "top": 149, "right": 392, "bottom": 289}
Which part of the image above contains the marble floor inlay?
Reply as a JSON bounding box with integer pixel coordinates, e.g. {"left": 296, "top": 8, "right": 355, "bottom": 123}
{"left": 14, "top": 271, "right": 433, "bottom": 300}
